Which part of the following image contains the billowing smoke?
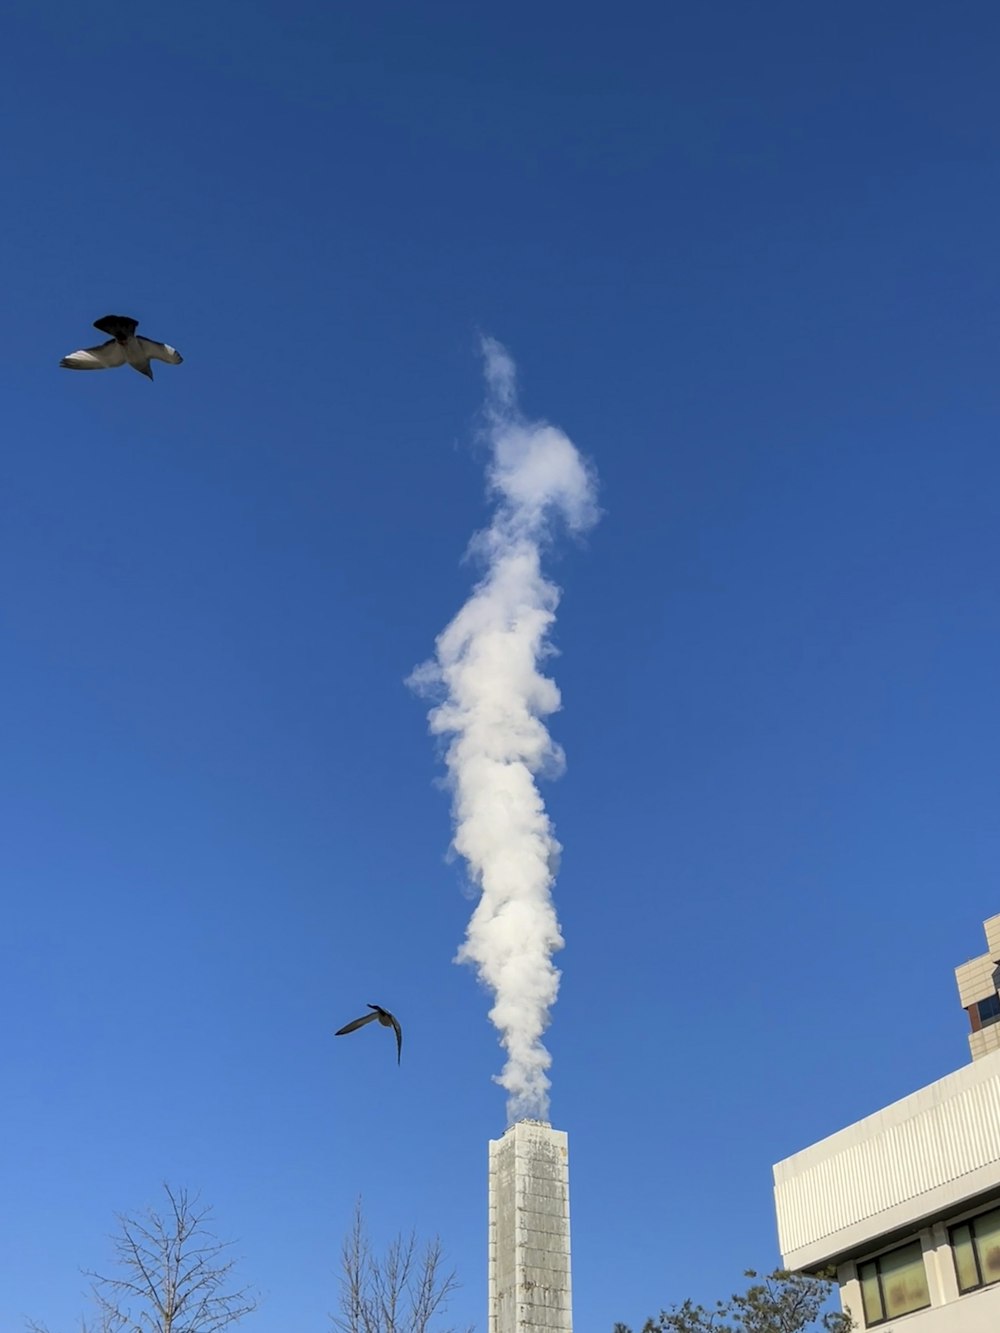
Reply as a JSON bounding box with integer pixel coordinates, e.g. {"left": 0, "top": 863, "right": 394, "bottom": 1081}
{"left": 410, "top": 338, "right": 598, "bottom": 1122}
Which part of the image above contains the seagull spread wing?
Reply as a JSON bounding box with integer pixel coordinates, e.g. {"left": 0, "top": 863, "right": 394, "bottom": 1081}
{"left": 388, "top": 1012, "right": 403, "bottom": 1064}
{"left": 138, "top": 337, "right": 183, "bottom": 365}
{"left": 60, "top": 340, "right": 128, "bottom": 371}
{"left": 335, "top": 1012, "right": 381, "bottom": 1037}
{"left": 94, "top": 314, "right": 139, "bottom": 340}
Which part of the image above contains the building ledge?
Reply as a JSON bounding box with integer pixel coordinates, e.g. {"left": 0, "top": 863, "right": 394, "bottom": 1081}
{"left": 773, "top": 1049, "right": 1000, "bottom": 1269}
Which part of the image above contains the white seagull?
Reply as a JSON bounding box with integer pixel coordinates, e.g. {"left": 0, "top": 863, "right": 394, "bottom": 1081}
{"left": 60, "top": 315, "right": 183, "bottom": 381}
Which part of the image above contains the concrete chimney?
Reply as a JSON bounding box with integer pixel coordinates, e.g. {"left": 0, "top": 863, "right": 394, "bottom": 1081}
{"left": 488, "top": 1120, "right": 572, "bottom": 1333}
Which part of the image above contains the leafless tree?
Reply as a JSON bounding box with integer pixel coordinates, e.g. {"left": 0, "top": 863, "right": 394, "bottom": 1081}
{"left": 332, "top": 1200, "right": 471, "bottom": 1333}
{"left": 29, "top": 1184, "right": 257, "bottom": 1333}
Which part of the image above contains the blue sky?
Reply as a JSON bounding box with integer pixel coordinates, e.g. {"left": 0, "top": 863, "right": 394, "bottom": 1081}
{"left": 3, "top": 2, "right": 1000, "bottom": 1329}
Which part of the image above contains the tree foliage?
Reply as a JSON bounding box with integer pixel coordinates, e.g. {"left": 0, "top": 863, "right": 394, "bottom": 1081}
{"left": 29, "top": 1184, "right": 257, "bottom": 1333}
{"left": 332, "top": 1200, "right": 470, "bottom": 1333}
{"left": 614, "top": 1269, "right": 855, "bottom": 1333}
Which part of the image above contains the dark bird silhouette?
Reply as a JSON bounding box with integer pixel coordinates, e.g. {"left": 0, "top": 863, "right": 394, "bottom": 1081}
{"left": 60, "top": 314, "right": 183, "bottom": 380}
{"left": 335, "top": 1004, "right": 402, "bottom": 1064}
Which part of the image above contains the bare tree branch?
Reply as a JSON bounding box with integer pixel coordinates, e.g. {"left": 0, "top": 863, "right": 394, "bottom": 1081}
{"left": 29, "top": 1185, "right": 257, "bottom": 1333}
{"left": 332, "top": 1200, "right": 471, "bottom": 1333}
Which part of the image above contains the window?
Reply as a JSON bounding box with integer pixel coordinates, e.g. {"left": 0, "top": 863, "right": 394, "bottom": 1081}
{"left": 857, "top": 1240, "right": 930, "bottom": 1325}
{"left": 977, "top": 993, "right": 1000, "bottom": 1026}
{"left": 951, "top": 1206, "right": 1000, "bottom": 1293}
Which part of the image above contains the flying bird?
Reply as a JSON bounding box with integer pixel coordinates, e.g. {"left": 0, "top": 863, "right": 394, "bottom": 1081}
{"left": 335, "top": 1004, "right": 403, "bottom": 1064}
{"left": 60, "top": 315, "right": 183, "bottom": 380}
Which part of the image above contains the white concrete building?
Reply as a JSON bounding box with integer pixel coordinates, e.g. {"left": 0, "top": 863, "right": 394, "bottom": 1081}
{"left": 488, "top": 1120, "right": 572, "bottom": 1333}
{"left": 773, "top": 913, "right": 1000, "bottom": 1330}
{"left": 955, "top": 912, "right": 1000, "bottom": 1063}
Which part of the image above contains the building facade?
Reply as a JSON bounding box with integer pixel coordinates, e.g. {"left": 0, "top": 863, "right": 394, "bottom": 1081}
{"left": 773, "top": 913, "right": 1000, "bottom": 1330}
{"left": 955, "top": 912, "right": 1000, "bottom": 1063}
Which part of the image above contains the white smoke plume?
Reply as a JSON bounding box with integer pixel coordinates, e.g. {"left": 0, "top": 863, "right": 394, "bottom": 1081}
{"left": 410, "top": 338, "right": 599, "bottom": 1122}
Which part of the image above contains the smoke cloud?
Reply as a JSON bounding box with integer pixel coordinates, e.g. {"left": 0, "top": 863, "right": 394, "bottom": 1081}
{"left": 410, "top": 338, "right": 598, "bottom": 1122}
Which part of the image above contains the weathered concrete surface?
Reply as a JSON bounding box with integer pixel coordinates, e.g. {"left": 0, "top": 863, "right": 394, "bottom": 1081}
{"left": 489, "top": 1121, "right": 572, "bottom": 1333}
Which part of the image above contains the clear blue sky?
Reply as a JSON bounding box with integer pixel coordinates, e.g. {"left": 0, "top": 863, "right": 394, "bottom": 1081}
{"left": 3, "top": 3, "right": 1000, "bottom": 1329}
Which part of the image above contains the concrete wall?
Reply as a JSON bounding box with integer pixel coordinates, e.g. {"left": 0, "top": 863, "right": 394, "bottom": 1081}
{"left": 488, "top": 1121, "right": 572, "bottom": 1333}
{"left": 955, "top": 912, "right": 1000, "bottom": 1062}
{"left": 836, "top": 1219, "right": 1000, "bottom": 1332}
{"left": 773, "top": 914, "right": 1000, "bottom": 1328}
{"left": 881, "top": 1291, "right": 1000, "bottom": 1333}
{"left": 773, "top": 1050, "right": 1000, "bottom": 1271}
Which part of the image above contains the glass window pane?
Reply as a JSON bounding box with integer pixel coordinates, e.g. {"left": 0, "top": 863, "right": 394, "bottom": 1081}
{"left": 974, "top": 1207, "right": 1000, "bottom": 1286}
{"left": 878, "top": 1241, "right": 929, "bottom": 1318}
{"left": 858, "top": 1261, "right": 884, "bottom": 1324}
{"left": 952, "top": 1223, "right": 979, "bottom": 1292}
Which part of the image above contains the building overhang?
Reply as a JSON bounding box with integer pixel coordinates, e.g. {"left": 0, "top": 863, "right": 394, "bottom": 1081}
{"left": 773, "top": 1049, "right": 1000, "bottom": 1271}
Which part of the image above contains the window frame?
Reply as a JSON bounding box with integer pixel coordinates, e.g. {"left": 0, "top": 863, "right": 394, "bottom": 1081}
{"left": 949, "top": 1204, "right": 1000, "bottom": 1294}
{"left": 856, "top": 1239, "right": 931, "bottom": 1327}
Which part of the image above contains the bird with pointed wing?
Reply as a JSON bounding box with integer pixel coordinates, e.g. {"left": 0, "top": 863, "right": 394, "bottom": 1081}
{"left": 60, "top": 315, "right": 183, "bottom": 381}
{"left": 334, "top": 1004, "right": 403, "bottom": 1064}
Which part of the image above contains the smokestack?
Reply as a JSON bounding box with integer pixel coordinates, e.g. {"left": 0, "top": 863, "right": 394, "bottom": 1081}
{"left": 488, "top": 1120, "right": 572, "bottom": 1333}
